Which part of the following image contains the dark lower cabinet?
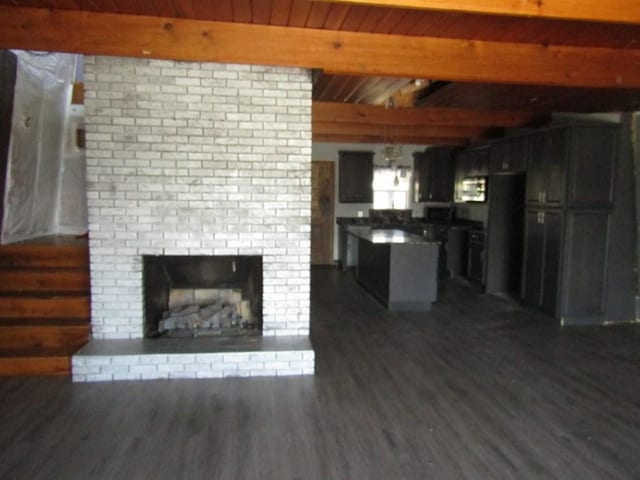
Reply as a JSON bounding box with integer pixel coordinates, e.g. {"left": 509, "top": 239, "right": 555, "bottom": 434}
{"left": 466, "top": 230, "right": 485, "bottom": 285}
{"left": 560, "top": 210, "right": 610, "bottom": 322}
{"left": 522, "top": 208, "right": 610, "bottom": 323}
{"left": 523, "top": 209, "right": 561, "bottom": 313}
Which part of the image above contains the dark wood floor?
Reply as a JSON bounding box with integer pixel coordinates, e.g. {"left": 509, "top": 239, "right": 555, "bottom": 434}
{"left": 0, "top": 267, "right": 639, "bottom": 479}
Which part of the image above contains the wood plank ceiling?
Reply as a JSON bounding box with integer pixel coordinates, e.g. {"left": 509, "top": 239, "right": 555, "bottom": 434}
{"left": 1, "top": 0, "right": 639, "bottom": 145}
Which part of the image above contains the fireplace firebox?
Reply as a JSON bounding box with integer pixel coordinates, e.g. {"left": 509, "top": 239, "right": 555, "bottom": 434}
{"left": 142, "top": 255, "right": 263, "bottom": 338}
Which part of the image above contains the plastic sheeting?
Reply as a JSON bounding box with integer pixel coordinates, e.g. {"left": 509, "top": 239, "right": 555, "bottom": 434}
{"left": 1, "top": 51, "right": 85, "bottom": 244}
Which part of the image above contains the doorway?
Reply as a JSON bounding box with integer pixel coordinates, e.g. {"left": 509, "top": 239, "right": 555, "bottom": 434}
{"left": 311, "top": 161, "right": 335, "bottom": 265}
{"left": 486, "top": 174, "right": 526, "bottom": 296}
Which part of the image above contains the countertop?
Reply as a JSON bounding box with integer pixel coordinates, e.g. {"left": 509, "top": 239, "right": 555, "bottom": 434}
{"left": 336, "top": 216, "right": 483, "bottom": 230}
{"left": 346, "top": 226, "right": 437, "bottom": 245}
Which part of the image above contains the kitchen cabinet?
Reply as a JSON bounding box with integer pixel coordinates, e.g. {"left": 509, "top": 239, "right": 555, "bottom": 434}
{"left": 526, "top": 129, "right": 568, "bottom": 206}
{"left": 522, "top": 209, "right": 561, "bottom": 313}
{"left": 521, "top": 123, "right": 618, "bottom": 324}
{"left": 466, "top": 230, "right": 486, "bottom": 285}
{"left": 454, "top": 146, "right": 489, "bottom": 202}
{"left": 527, "top": 126, "right": 616, "bottom": 208}
{"left": 413, "top": 147, "right": 455, "bottom": 202}
{"left": 490, "top": 135, "right": 527, "bottom": 175}
{"left": 565, "top": 126, "right": 617, "bottom": 207}
{"left": 338, "top": 150, "right": 374, "bottom": 203}
{"left": 349, "top": 227, "right": 439, "bottom": 311}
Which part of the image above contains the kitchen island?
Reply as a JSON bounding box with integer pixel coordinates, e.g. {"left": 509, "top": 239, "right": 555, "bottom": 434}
{"left": 347, "top": 226, "right": 439, "bottom": 311}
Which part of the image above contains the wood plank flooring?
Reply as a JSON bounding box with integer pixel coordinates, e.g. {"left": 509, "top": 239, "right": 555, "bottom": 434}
{"left": 0, "top": 266, "right": 638, "bottom": 479}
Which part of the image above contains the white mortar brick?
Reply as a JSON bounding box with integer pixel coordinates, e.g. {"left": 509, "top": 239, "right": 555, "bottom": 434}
{"left": 80, "top": 56, "right": 313, "bottom": 379}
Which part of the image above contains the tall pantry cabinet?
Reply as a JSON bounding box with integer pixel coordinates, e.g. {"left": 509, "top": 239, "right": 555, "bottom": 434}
{"left": 522, "top": 123, "right": 617, "bottom": 325}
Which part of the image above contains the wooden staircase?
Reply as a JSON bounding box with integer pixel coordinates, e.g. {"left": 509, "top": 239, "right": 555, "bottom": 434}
{"left": 0, "top": 238, "right": 90, "bottom": 375}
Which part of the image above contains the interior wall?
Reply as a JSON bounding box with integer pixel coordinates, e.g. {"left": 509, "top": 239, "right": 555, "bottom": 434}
{"left": 605, "top": 113, "right": 639, "bottom": 322}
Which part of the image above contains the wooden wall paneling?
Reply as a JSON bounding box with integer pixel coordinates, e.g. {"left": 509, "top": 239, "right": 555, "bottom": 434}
{"left": 270, "top": 0, "right": 293, "bottom": 25}
{"left": 313, "top": 133, "right": 466, "bottom": 145}
{"left": 347, "top": 76, "right": 385, "bottom": 103}
{"left": 335, "top": 76, "right": 370, "bottom": 103}
{"left": 251, "top": 0, "right": 273, "bottom": 24}
{"left": 322, "top": 3, "right": 351, "bottom": 29}
{"left": 388, "top": 8, "right": 422, "bottom": 34}
{"left": 6, "top": 0, "right": 640, "bottom": 49}
{"left": 152, "top": 0, "right": 179, "bottom": 18}
{"left": 355, "top": 6, "right": 388, "bottom": 32}
{"left": 312, "top": 102, "right": 544, "bottom": 128}
{"left": 231, "top": 0, "right": 252, "bottom": 23}
{"left": 288, "top": 0, "right": 312, "bottom": 26}
{"left": 318, "top": 0, "right": 640, "bottom": 25}
{"left": 339, "top": 5, "right": 371, "bottom": 31}
{"left": 360, "top": 78, "right": 411, "bottom": 104}
{"left": 313, "top": 121, "right": 488, "bottom": 139}
{"left": 306, "top": 2, "right": 332, "bottom": 28}
{"left": 109, "top": 0, "right": 149, "bottom": 16}
{"left": 190, "top": 0, "right": 226, "bottom": 21}
{"left": 4, "top": 7, "right": 640, "bottom": 88}
{"left": 372, "top": 8, "right": 407, "bottom": 33}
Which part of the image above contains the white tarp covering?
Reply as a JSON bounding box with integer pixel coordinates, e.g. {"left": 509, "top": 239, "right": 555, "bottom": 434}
{"left": 1, "top": 51, "right": 85, "bottom": 244}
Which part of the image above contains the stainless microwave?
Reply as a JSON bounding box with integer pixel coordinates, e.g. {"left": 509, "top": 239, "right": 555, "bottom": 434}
{"left": 460, "top": 177, "right": 487, "bottom": 202}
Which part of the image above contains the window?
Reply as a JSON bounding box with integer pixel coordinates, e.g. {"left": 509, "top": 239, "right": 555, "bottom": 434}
{"left": 372, "top": 167, "right": 411, "bottom": 209}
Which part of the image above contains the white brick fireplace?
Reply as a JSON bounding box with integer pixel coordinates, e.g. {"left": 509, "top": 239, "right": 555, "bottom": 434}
{"left": 72, "top": 56, "right": 314, "bottom": 381}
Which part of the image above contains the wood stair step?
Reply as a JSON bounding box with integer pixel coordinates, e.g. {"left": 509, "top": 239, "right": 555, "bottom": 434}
{"left": 0, "top": 325, "right": 90, "bottom": 350}
{"left": 0, "top": 268, "right": 89, "bottom": 294}
{"left": 0, "top": 295, "right": 90, "bottom": 319}
{"left": 0, "top": 356, "right": 70, "bottom": 376}
{"left": 0, "top": 244, "right": 88, "bottom": 268}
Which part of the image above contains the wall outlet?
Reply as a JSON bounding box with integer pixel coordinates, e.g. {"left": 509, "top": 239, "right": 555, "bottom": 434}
{"left": 357, "top": 210, "right": 364, "bottom": 217}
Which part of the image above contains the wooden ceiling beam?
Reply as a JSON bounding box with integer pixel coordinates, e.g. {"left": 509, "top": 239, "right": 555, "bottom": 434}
{"left": 3, "top": 7, "right": 640, "bottom": 88}
{"left": 313, "top": 102, "right": 545, "bottom": 128}
{"left": 313, "top": 121, "right": 489, "bottom": 139}
{"left": 317, "top": 0, "right": 640, "bottom": 25}
{"left": 313, "top": 133, "right": 467, "bottom": 146}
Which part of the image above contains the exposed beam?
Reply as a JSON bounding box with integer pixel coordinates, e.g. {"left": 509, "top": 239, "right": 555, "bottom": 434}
{"left": 313, "top": 102, "right": 546, "bottom": 128}
{"left": 313, "top": 133, "right": 467, "bottom": 146}
{"left": 2, "top": 7, "right": 640, "bottom": 88}
{"left": 313, "top": 121, "right": 489, "bottom": 139}
{"left": 317, "top": 0, "right": 640, "bottom": 25}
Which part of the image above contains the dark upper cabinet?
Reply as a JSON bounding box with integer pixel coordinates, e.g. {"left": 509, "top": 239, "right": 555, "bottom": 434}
{"left": 490, "top": 136, "right": 527, "bottom": 175}
{"left": 454, "top": 146, "right": 489, "bottom": 202}
{"left": 413, "top": 147, "right": 455, "bottom": 202}
{"left": 526, "top": 125, "right": 617, "bottom": 208}
{"left": 523, "top": 207, "right": 611, "bottom": 322}
{"left": 338, "top": 150, "right": 373, "bottom": 203}
{"left": 566, "top": 126, "right": 617, "bottom": 207}
{"left": 526, "top": 129, "right": 568, "bottom": 206}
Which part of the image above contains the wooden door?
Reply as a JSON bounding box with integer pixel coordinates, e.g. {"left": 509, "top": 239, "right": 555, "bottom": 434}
{"left": 311, "top": 161, "right": 335, "bottom": 265}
